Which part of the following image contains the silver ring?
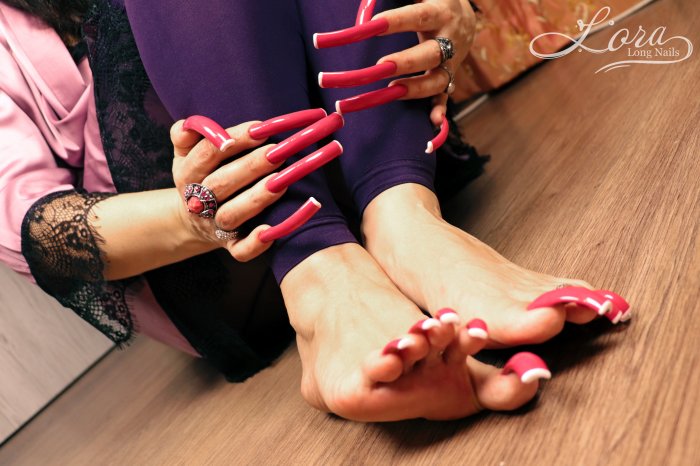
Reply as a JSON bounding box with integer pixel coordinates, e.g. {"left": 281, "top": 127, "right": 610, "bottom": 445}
{"left": 434, "top": 37, "right": 455, "bottom": 64}
{"left": 439, "top": 65, "right": 456, "bottom": 95}
{"left": 215, "top": 228, "right": 239, "bottom": 241}
{"left": 184, "top": 183, "right": 217, "bottom": 218}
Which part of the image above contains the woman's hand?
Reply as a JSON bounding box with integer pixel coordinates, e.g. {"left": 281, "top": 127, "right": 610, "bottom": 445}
{"left": 171, "top": 118, "right": 285, "bottom": 262}
{"left": 374, "top": 0, "right": 476, "bottom": 125}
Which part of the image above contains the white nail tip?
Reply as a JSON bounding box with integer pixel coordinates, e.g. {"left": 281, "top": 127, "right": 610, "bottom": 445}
{"left": 397, "top": 338, "right": 412, "bottom": 350}
{"left": 335, "top": 101, "right": 342, "bottom": 115}
{"left": 313, "top": 33, "right": 319, "bottom": 49}
{"left": 425, "top": 141, "right": 434, "bottom": 154}
{"left": 520, "top": 368, "right": 552, "bottom": 384}
{"left": 599, "top": 300, "right": 613, "bottom": 316}
{"left": 467, "top": 328, "right": 489, "bottom": 340}
{"left": 620, "top": 311, "right": 632, "bottom": 322}
{"left": 440, "top": 313, "right": 460, "bottom": 325}
{"left": 219, "top": 139, "right": 236, "bottom": 152}
{"left": 611, "top": 312, "right": 622, "bottom": 325}
{"left": 421, "top": 319, "right": 441, "bottom": 330}
{"left": 317, "top": 72, "right": 324, "bottom": 88}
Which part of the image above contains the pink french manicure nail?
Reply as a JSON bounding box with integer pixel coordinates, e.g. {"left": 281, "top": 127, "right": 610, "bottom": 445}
{"left": 502, "top": 352, "right": 552, "bottom": 383}
{"left": 258, "top": 197, "right": 322, "bottom": 243}
{"left": 335, "top": 85, "right": 407, "bottom": 114}
{"left": 409, "top": 318, "right": 441, "bottom": 335}
{"left": 182, "top": 115, "right": 235, "bottom": 152}
{"left": 435, "top": 308, "right": 460, "bottom": 325}
{"left": 356, "top": 0, "right": 377, "bottom": 25}
{"left": 526, "top": 286, "right": 613, "bottom": 316}
{"left": 265, "top": 112, "right": 344, "bottom": 164}
{"left": 248, "top": 108, "right": 328, "bottom": 140}
{"left": 266, "top": 140, "right": 343, "bottom": 193}
{"left": 466, "top": 319, "right": 488, "bottom": 339}
{"left": 313, "top": 18, "right": 389, "bottom": 49}
{"left": 597, "top": 289, "right": 631, "bottom": 323}
{"left": 319, "top": 62, "right": 397, "bottom": 89}
{"left": 382, "top": 337, "right": 412, "bottom": 355}
{"left": 425, "top": 115, "right": 449, "bottom": 154}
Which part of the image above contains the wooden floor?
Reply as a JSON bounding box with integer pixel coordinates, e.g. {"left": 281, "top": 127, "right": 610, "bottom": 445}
{"left": 2, "top": 1, "right": 698, "bottom": 464}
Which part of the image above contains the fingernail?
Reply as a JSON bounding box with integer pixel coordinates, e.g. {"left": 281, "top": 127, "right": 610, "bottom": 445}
{"left": 258, "top": 197, "right": 321, "bottom": 243}
{"left": 466, "top": 319, "right": 488, "bottom": 339}
{"left": 265, "top": 113, "right": 344, "bottom": 164}
{"left": 313, "top": 17, "right": 389, "bottom": 49}
{"left": 502, "top": 352, "right": 552, "bottom": 383}
{"left": 425, "top": 115, "right": 449, "bottom": 154}
{"left": 409, "top": 318, "right": 440, "bottom": 335}
{"left": 382, "top": 337, "right": 412, "bottom": 355}
{"left": 182, "top": 115, "right": 235, "bottom": 152}
{"left": 435, "top": 308, "right": 460, "bottom": 325}
{"left": 355, "top": 0, "right": 377, "bottom": 25}
{"left": 266, "top": 140, "right": 343, "bottom": 193}
{"left": 319, "top": 62, "right": 396, "bottom": 89}
{"left": 249, "top": 108, "right": 328, "bottom": 140}
{"left": 335, "top": 85, "right": 407, "bottom": 114}
{"left": 527, "top": 286, "right": 613, "bottom": 315}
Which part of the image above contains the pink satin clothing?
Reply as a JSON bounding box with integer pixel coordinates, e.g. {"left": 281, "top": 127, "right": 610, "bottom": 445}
{"left": 0, "top": 4, "right": 196, "bottom": 355}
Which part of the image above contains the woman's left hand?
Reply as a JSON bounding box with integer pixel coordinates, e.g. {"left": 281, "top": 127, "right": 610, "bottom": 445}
{"left": 373, "top": 0, "right": 476, "bottom": 125}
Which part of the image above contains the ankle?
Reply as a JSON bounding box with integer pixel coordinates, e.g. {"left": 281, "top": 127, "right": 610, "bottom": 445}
{"left": 362, "top": 184, "right": 441, "bottom": 240}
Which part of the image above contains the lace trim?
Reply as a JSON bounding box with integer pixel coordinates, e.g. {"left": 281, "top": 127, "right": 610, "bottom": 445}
{"left": 21, "top": 190, "right": 138, "bottom": 345}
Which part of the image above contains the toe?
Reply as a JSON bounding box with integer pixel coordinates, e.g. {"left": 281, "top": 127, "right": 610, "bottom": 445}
{"left": 363, "top": 349, "right": 404, "bottom": 383}
{"left": 445, "top": 319, "right": 489, "bottom": 365}
{"left": 410, "top": 318, "right": 455, "bottom": 361}
{"left": 468, "top": 352, "right": 551, "bottom": 411}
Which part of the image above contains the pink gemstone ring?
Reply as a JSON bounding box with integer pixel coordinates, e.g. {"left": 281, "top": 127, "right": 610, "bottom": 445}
{"left": 184, "top": 183, "right": 218, "bottom": 218}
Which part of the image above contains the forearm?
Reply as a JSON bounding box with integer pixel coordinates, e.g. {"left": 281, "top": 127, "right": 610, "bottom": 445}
{"left": 90, "top": 188, "right": 216, "bottom": 280}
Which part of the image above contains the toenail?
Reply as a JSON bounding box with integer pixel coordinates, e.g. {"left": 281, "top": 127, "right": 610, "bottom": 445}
{"left": 435, "top": 308, "right": 460, "bottom": 325}
{"left": 466, "top": 319, "right": 488, "bottom": 339}
{"left": 502, "top": 352, "right": 552, "bottom": 384}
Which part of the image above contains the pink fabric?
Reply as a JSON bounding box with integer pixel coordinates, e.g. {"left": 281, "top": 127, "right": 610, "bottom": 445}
{"left": 0, "top": 4, "right": 197, "bottom": 356}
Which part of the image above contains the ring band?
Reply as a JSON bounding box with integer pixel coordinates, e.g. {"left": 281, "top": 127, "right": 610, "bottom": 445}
{"left": 434, "top": 37, "right": 455, "bottom": 64}
{"left": 439, "top": 65, "right": 456, "bottom": 95}
{"left": 215, "top": 228, "right": 239, "bottom": 241}
{"left": 184, "top": 183, "right": 218, "bottom": 218}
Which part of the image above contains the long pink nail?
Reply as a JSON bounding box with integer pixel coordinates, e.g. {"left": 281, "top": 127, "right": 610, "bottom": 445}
{"left": 527, "top": 286, "right": 613, "bottom": 316}
{"left": 266, "top": 141, "right": 343, "bottom": 193}
{"left": 335, "top": 85, "right": 407, "bottom": 114}
{"left": 356, "top": 0, "right": 377, "bottom": 25}
{"left": 597, "top": 289, "right": 631, "bottom": 323}
{"left": 258, "top": 198, "right": 321, "bottom": 243}
{"left": 466, "top": 319, "right": 488, "bottom": 339}
{"left": 182, "top": 115, "right": 235, "bottom": 152}
{"left": 382, "top": 337, "right": 412, "bottom": 355}
{"left": 409, "top": 318, "right": 440, "bottom": 335}
{"left": 502, "top": 352, "right": 552, "bottom": 383}
{"left": 265, "top": 113, "right": 344, "bottom": 164}
{"left": 435, "top": 308, "right": 460, "bottom": 325}
{"left": 313, "top": 18, "right": 389, "bottom": 49}
{"left": 249, "top": 109, "right": 327, "bottom": 140}
{"left": 425, "top": 115, "right": 449, "bottom": 154}
{"left": 319, "top": 62, "right": 396, "bottom": 88}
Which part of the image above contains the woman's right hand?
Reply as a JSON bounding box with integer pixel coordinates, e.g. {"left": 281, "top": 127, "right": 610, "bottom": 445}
{"left": 170, "top": 118, "right": 285, "bottom": 262}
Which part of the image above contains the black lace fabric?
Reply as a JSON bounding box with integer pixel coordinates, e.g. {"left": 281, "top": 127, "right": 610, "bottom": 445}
{"left": 21, "top": 190, "right": 137, "bottom": 345}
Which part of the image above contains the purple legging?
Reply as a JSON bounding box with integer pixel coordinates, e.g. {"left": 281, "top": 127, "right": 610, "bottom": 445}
{"left": 123, "top": 0, "right": 436, "bottom": 281}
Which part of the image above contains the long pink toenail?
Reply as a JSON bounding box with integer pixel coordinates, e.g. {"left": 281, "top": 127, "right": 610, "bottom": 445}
{"left": 356, "top": 0, "right": 377, "bottom": 25}
{"left": 266, "top": 141, "right": 343, "bottom": 193}
{"left": 319, "top": 62, "right": 396, "bottom": 88}
{"left": 502, "top": 352, "right": 552, "bottom": 383}
{"left": 435, "top": 308, "right": 460, "bottom": 325}
{"left": 382, "top": 338, "right": 412, "bottom": 355}
{"left": 527, "top": 286, "right": 613, "bottom": 316}
{"left": 409, "top": 318, "right": 440, "bottom": 334}
{"left": 182, "top": 115, "right": 235, "bottom": 152}
{"left": 466, "top": 319, "right": 488, "bottom": 339}
{"left": 249, "top": 109, "right": 327, "bottom": 140}
{"left": 313, "top": 18, "right": 389, "bottom": 49}
{"left": 258, "top": 197, "right": 321, "bottom": 243}
{"left": 265, "top": 112, "right": 344, "bottom": 164}
{"left": 335, "top": 85, "right": 407, "bottom": 114}
{"left": 425, "top": 115, "right": 449, "bottom": 154}
{"left": 597, "top": 289, "right": 631, "bottom": 324}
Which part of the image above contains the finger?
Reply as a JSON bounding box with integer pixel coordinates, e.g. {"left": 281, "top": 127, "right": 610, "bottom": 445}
{"left": 224, "top": 224, "right": 274, "bottom": 262}
{"left": 391, "top": 66, "right": 451, "bottom": 101}
{"left": 182, "top": 115, "right": 236, "bottom": 152}
{"left": 431, "top": 94, "right": 448, "bottom": 126}
{"left": 170, "top": 119, "right": 203, "bottom": 157}
{"left": 201, "top": 144, "right": 280, "bottom": 202}
{"left": 377, "top": 39, "right": 443, "bottom": 77}
{"left": 214, "top": 174, "right": 285, "bottom": 231}
{"left": 373, "top": 3, "right": 445, "bottom": 35}
{"left": 258, "top": 197, "right": 321, "bottom": 243}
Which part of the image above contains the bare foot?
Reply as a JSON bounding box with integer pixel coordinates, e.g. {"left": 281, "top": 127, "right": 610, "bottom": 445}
{"left": 280, "top": 243, "right": 547, "bottom": 421}
{"left": 362, "top": 184, "right": 600, "bottom": 348}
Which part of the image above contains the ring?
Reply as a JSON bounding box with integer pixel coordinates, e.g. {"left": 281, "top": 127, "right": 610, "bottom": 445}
{"left": 215, "top": 228, "right": 239, "bottom": 241}
{"left": 439, "top": 65, "right": 456, "bottom": 95}
{"left": 183, "top": 183, "right": 217, "bottom": 218}
{"left": 433, "top": 37, "right": 455, "bottom": 64}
